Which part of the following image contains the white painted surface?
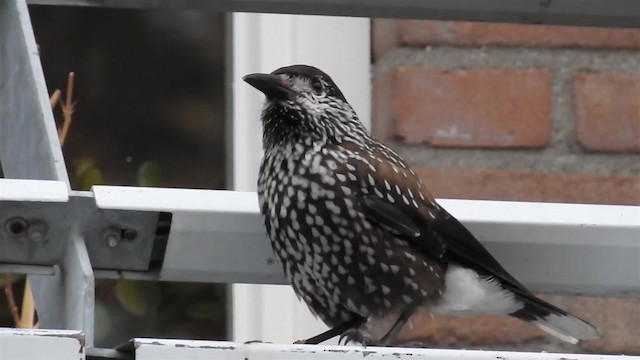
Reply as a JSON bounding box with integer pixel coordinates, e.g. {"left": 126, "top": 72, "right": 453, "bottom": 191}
{"left": 0, "top": 179, "right": 68, "bottom": 202}
{"left": 440, "top": 199, "right": 640, "bottom": 228}
{"left": 3, "top": 180, "right": 638, "bottom": 295}
{"left": 92, "top": 185, "right": 259, "bottom": 213}
{"left": 133, "top": 339, "right": 640, "bottom": 360}
{"left": 0, "top": 328, "right": 84, "bottom": 360}
{"left": 230, "top": 13, "right": 370, "bottom": 344}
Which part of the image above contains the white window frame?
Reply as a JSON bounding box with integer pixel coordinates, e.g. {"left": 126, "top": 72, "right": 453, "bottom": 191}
{"left": 229, "top": 12, "right": 371, "bottom": 343}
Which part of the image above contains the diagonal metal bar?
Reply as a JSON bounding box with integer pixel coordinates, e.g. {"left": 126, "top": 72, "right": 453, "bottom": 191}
{"left": 0, "top": 0, "right": 69, "bottom": 183}
{"left": 0, "top": 0, "right": 94, "bottom": 346}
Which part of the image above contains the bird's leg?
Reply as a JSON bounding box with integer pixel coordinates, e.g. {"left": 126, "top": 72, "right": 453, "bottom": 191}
{"left": 300, "top": 316, "right": 367, "bottom": 345}
{"left": 378, "top": 301, "right": 421, "bottom": 346}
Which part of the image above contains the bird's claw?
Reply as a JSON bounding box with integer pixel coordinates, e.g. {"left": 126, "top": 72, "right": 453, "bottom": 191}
{"left": 338, "top": 330, "right": 378, "bottom": 347}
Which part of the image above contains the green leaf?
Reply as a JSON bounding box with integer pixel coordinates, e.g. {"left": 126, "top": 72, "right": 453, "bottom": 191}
{"left": 114, "top": 281, "right": 159, "bottom": 317}
{"left": 77, "top": 167, "right": 103, "bottom": 191}
{"left": 137, "top": 161, "right": 163, "bottom": 187}
{"left": 72, "top": 157, "right": 103, "bottom": 190}
{"left": 72, "top": 157, "right": 93, "bottom": 179}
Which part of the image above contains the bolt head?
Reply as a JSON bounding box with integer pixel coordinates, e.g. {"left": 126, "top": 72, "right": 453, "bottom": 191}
{"left": 28, "top": 228, "right": 43, "bottom": 242}
{"left": 26, "top": 221, "right": 48, "bottom": 243}
{"left": 103, "top": 228, "right": 121, "bottom": 248}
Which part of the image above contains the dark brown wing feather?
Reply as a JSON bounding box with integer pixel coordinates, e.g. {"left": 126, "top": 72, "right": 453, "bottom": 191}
{"left": 341, "top": 141, "right": 534, "bottom": 296}
{"left": 430, "top": 209, "right": 530, "bottom": 293}
{"left": 361, "top": 195, "right": 420, "bottom": 238}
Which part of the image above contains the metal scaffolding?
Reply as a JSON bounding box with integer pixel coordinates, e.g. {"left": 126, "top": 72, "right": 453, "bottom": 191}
{"left": 0, "top": 0, "right": 639, "bottom": 359}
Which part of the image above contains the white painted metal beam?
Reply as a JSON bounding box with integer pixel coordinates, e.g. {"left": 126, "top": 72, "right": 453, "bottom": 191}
{"left": 228, "top": 12, "right": 371, "bottom": 344}
{"left": 131, "top": 339, "right": 640, "bottom": 360}
{"left": 3, "top": 181, "right": 636, "bottom": 298}
{"left": 94, "top": 185, "right": 640, "bottom": 297}
{"left": 0, "top": 328, "right": 85, "bottom": 360}
{"left": 26, "top": 0, "right": 640, "bottom": 28}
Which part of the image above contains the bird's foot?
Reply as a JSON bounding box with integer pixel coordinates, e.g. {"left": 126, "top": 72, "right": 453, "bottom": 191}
{"left": 338, "top": 330, "right": 378, "bottom": 347}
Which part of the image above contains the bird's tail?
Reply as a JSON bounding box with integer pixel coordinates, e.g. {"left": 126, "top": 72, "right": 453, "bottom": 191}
{"left": 510, "top": 296, "right": 599, "bottom": 344}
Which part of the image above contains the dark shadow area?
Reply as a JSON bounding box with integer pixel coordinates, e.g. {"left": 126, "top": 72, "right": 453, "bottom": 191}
{"left": 29, "top": 5, "right": 226, "bottom": 189}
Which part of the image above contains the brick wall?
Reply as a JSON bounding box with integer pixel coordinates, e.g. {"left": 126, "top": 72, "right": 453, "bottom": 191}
{"left": 371, "top": 19, "right": 640, "bottom": 353}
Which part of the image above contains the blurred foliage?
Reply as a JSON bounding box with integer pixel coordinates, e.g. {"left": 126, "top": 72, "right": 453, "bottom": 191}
{"left": 114, "top": 280, "right": 160, "bottom": 317}
{"left": 0, "top": 274, "right": 25, "bottom": 287}
{"left": 95, "top": 280, "right": 226, "bottom": 346}
{"left": 72, "top": 157, "right": 104, "bottom": 190}
{"left": 137, "top": 161, "right": 164, "bottom": 187}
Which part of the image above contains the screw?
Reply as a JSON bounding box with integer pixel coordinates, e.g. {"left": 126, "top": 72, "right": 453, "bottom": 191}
{"left": 27, "top": 221, "right": 48, "bottom": 243}
{"left": 5, "top": 217, "right": 27, "bottom": 236}
{"left": 103, "top": 228, "right": 121, "bottom": 248}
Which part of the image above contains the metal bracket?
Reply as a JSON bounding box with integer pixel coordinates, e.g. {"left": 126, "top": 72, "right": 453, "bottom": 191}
{"left": 0, "top": 181, "right": 166, "bottom": 348}
{"left": 1, "top": 180, "right": 163, "bottom": 272}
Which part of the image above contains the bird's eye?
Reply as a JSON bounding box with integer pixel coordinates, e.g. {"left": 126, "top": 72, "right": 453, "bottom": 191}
{"left": 311, "top": 78, "right": 324, "bottom": 95}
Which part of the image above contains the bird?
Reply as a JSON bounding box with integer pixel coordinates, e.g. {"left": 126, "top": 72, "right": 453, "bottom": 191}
{"left": 243, "top": 64, "right": 599, "bottom": 346}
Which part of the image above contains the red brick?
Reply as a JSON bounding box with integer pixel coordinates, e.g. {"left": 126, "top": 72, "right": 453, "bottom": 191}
{"left": 371, "top": 73, "right": 394, "bottom": 141}
{"left": 571, "top": 297, "right": 640, "bottom": 354}
{"left": 405, "top": 169, "right": 640, "bottom": 349}
{"left": 393, "top": 67, "right": 550, "bottom": 148}
{"left": 414, "top": 168, "right": 640, "bottom": 206}
{"left": 574, "top": 72, "right": 640, "bottom": 153}
{"left": 372, "top": 19, "right": 398, "bottom": 61}
{"left": 395, "top": 309, "right": 546, "bottom": 345}
{"left": 398, "top": 20, "right": 640, "bottom": 49}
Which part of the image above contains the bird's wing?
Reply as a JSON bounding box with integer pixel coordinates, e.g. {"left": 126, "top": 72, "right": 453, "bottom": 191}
{"left": 361, "top": 195, "right": 420, "bottom": 238}
{"left": 429, "top": 207, "right": 529, "bottom": 293}
{"left": 339, "top": 141, "right": 530, "bottom": 295}
{"left": 335, "top": 142, "right": 599, "bottom": 343}
{"left": 360, "top": 194, "right": 449, "bottom": 258}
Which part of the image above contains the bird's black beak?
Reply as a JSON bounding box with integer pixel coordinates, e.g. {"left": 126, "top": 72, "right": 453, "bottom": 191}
{"left": 243, "top": 73, "right": 296, "bottom": 101}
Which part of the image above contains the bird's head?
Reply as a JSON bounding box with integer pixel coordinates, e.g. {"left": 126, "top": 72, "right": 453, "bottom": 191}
{"left": 243, "top": 65, "right": 369, "bottom": 149}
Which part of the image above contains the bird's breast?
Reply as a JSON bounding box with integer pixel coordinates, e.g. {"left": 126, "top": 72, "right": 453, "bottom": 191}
{"left": 257, "top": 143, "right": 446, "bottom": 326}
{"left": 258, "top": 145, "right": 358, "bottom": 268}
